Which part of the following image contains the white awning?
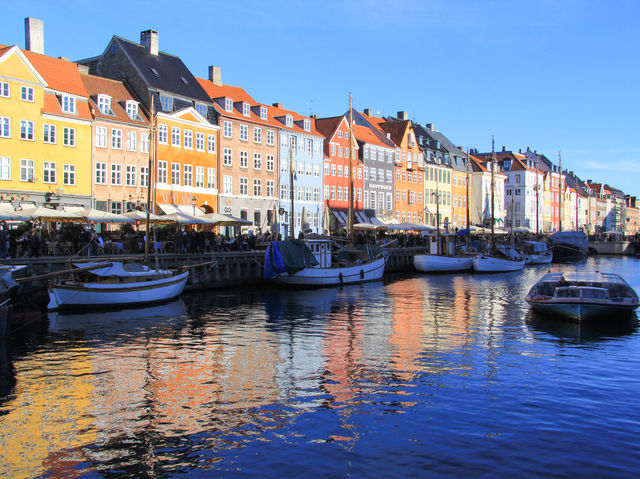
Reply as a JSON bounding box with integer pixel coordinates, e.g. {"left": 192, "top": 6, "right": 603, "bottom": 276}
{"left": 176, "top": 204, "right": 205, "bottom": 216}
{"left": 63, "top": 205, "right": 85, "bottom": 213}
{"left": 157, "top": 203, "right": 179, "bottom": 215}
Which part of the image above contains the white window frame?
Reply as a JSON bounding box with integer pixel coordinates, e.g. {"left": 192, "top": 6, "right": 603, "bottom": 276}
{"left": 20, "top": 120, "right": 34, "bottom": 141}
{"left": 63, "top": 127, "right": 76, "bottom": 147}
{"left": 267, "top": 129, "right": 275, "bottom": 146}
{"left": 141, "top": 132, "right": 149, "bottom": 153}
{"left": 195, "top": 132, "right": 205, "bottom": 151}
{"left": 223, "top": 148, "right": 232, "bottom": 167}
{"left": 140, "top": 166, "right": 149, "bottom": 187}
{"left": 111, "top": 163, "right": 122, "bottom": 185}
{"left": 184, "top": 129, "right": 193, "bottom": 149}
{"left": 158, "top": 124, "right": 168, "bottom": 144}
{"left": 184, "top": 164, "right": 193, "bottom": 187}
{"left": 207, "top": 134, "right": 216, "bottom": 153}
{"left": 253, "top": 153, "right": 262, "bottom": 171}
{"left": 95, "top": 126, "right": 107, "bottom": 148}
{"left": 126, "top": 165, "right": 137, "bottom": 187}
{"left": 171, "top": 162, "right": 180, "bottom": 185}
{"left": 0, "top": 117, "right": 9, "bottom": 138}
{"left": 20, "top": 159, "right": 34, "bottom": 182}
{"left": 43, "top": 124, "right": 56, "bottom": 144}
{"left": 0, "top": 82, "right": 9, "bottom": 98}
{"left": 111, "top": 128, "right": 122, "bottom": 149}
{"left": 63, "top": 164, "right": 76, "bottom": 186}
{"left": 223, "top": 175, "right": 232, "bottom": 194}
{"left": 157, "top": 161, "right": 168, "bottom": 184}
{"left": 171, "top": 127, "right": 180, "bottom": 146}
{"left": 266, "top": 154, "right": 275, "bottom": 172}
{"left": 61, "top": 95, "right": 76, "bottom": 114}
{"left": 253, "top": 127, "right": 262, "bottom": 143}
{"left": 195, "top": 166, "right": 205, "bottom": 188}
{"left": 126, "top": 130, "right": 137, "bottom": 151}
{"left": 239, "top": 124, "right": 248, "bottom": 141}
{"left": 21, "top": 86, "right": 34, "bottom": 102}
{"left": 239, "top": 176, "right": 248, "bottom": 195}
{"left": 240, "top": 150, "right": 249, "bottom": 169}
{"left": 0, "top": 157, "right": 10, "bottom": 180}
{"left": 95, "top": 162, "right": 107, "bottom": 185}
{"left": 43, "top": 161, "right": 56, "bottom": 184}
{"left": 223, "top": 121, "right": 232, "bottom": 138}
{"left": 207, "top": 168, "right": 215, "bottom": 188}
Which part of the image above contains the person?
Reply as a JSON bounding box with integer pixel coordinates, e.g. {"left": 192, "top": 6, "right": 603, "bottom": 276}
{"left": 29, "top": 230, "right": 41, "bottom": 258}
{"left": 298, "top": 230, "right": 304, "bottom": 240}
{"left": 0, "top": 226, "right": 8, "bottom": 258}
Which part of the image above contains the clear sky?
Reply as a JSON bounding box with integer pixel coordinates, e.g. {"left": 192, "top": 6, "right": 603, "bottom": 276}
{"left": 3, "top": 0, "right": 640, "bottom": 196}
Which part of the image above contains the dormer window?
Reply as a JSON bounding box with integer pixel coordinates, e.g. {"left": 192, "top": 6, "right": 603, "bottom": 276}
{"left": 61, "top": 95, "right": 76, "bottom": 114}
{"left": 303, "top": 119, "right": 310, "bottom": 131}
{"left": 126, "top": 101, "right": 140, "bottom": 120}
{"left": 225, "top": 98, "right": 233, "bottom": 112}
{"left": 195, "top": 103, "right": 207, "bottom": 117}
{"left": 97, "top": 94, "right": 112, "bottom": 115}
{"left": 285, "top": 115, "right": 293, "bottom": 128}
{"left": 160, "top": 94, "right": 173, "bottom": 111}
{"left": 150, "top": 67, "right": 159, "bottom": 77}
{"left": 260, "top": 106, "right": 267, "bottom": 120}
{"left": 243, "top": 102, "right": 250, "bottom": 116}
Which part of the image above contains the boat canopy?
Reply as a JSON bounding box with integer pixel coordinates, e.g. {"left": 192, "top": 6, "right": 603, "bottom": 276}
{"left": 72, "top": 262, "right": 171, "bottom": 277}
{"left": 549, "top": 231, "right": 588, "bottom": 249}
{"left": 264, "top": 240, "right": 319, "bottom": 279}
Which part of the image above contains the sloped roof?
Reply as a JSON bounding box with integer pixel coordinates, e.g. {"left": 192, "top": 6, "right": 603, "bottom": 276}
{"left": 197, "top": 79, "right": 256, "bottom": 104}
{"left": 20, "top": 48, "right": 88, "bottom": 97}
{"left": 81, "top": 73, "right": 149, "bottom": 125}
{"left": 268, "top": 103, "right": 323, "bottom": 136}
{"left": 314, "top": 115, "right": 343, "bottom": 139}
{"left": 112, "top": 36, "right": 211, "bottom": 103}
{"left": 378, "top": 119, "right": 409, "bottom": 146}
{"left": 350, "top": 110, "right": 397, "bottom": 148}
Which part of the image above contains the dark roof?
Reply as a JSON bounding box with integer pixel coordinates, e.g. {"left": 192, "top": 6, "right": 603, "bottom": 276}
{"left": 349, "top": 110, "right": 397, "bottom": 148}
{"left": 112, "top": 36, "right": 211, "bottom": 103}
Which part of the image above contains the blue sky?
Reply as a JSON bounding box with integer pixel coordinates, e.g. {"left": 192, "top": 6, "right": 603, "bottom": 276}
{"left": 4, "top": 0, "right": 640, "bottom": 195}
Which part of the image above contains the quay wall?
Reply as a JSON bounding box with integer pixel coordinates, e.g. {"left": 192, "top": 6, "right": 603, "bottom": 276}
{"left": 588, "top": 241, "right": 631, "bottom": 255}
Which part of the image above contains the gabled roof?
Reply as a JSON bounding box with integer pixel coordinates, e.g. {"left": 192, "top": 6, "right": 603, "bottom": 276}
{"left": 81, "top": 73, "right": 149, "bottom": 125}
{"left": 197, "top": 79, "right": 256, "bottom": 104}
{"left": 378, "top": 119, "right": 409, "bottom": 147}
{"left": 0, "top": 44, "right": 48, "bottom": 88}
{"left": 351, "top": 110, "right": 397, "bottom": 148}
{"left": 314, "top": 115, "right": 343, "bottom": 139}
{"left": 110, "top": 36, "right": 211, "bottom": 103}
{"left": 19, "top": 48, "right": 88, "bottom": 97}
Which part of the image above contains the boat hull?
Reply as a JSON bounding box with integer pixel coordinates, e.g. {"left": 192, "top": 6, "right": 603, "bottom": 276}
{"left": 527, "top": 299, "right": 638, "bottom": 322}
{"left": 48, "top": 270, "right": 189, "bottom": 310}
{"left": 472, "top": 254, "right": 525, "bottom": 273}
{"left": 414, "top": 255, "right": 473, "bottom": 273}
{"left": 274, "top": 256, "right": 385, "bottom": 286}
{"left": 525, "top": 252, "right": 553, "bottom": 265}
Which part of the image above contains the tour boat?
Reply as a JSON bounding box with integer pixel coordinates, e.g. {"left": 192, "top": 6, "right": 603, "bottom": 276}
{"left": 521, "top": 240, "right": 553, "bottom": 265}
{"left": 525, "top": 271, "right": 639, "bottom": 321}
{"left": 264, "top": 238, "right": 385, "bottom": 286}
{"left": 414, "top": 254, "right": 473, "bottom": 273}
{"left": 472, "top": 245, "right": 526, "bottom": 273}
{"left": 48, "top": 261, "right": 189, "bottom": 310}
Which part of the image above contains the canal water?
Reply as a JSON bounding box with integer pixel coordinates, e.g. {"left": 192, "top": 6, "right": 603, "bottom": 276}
{"left": 1, "top": 256, "right": 639, "bottom": 478}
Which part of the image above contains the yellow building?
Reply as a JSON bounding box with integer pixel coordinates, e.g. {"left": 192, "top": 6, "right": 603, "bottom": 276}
{"left": 0, "top": 44, "right": 92, "bottom": 208}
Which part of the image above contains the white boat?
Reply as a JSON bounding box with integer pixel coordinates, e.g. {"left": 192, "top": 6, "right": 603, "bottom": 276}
{"left": 472, "top": 245, "right": 526, "bottom": 273}
{"left": 414, "top": 254, "right": 473, "bottom": 273}
{"left": 0, "top": 265, "right": 27, "bottom": 307}
{"left": 521, "top": 240, "right": 553, "bottom": 265}
{"left": 48, "top": 262, "right": 189, "bottom": 310}
{"left": 525, "top": 271, "right": 639, "bottom": 321}
{"left": 264, "top": 239, "right": 385, "bottom": 286}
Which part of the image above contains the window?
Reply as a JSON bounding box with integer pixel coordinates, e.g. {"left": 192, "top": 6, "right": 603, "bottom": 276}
{"left": 337, "top": 186, "right": 343, "bottom": 201}
{"left": 223, "top": 175, "right": 232, "bottom": 194}
{"left": 110, "top": 201, "right": 122, "bottom": 214}
{"left": 239, "top": 177, "right": 248, "bottom": 195}
{"left": 43, "top": 124, "right": 56, "bottom": 144}
{"left": 195, "top": 103, "right": 207, "bottom": 117}
{"left": 254, "top": 127, "right": 262, "bottom": 143}
{"left": 331, "top": 164, "right": 336, "bottom": 176}
{"left": 338, "top": 146, "right": 343, "bottom": 157}
{"left": 314, "top": 187, "right": 320, "bottom": 202}
{"left": 266, "top": 154, "right": 275, "bottom": 172}
{"left": 43, "top": 161, "right": 56, "bottom": 183}
{"left": 207, "top": 134, "right": 216, "bottom": 153}
{"left": 95, "top": 126, "right": 107, "bottom": 147}
{"left": 96, "top": 162, "right": 107, "bottom": 184}
{"left": 225, "top": 98, "right": 233, "bottom": 112}
{"left": 253, "top": 179, "right": 262, "bottom": 196}
{"left": 254, "top": 153, "right": 262, "bottom": 170}
{"left": 331, "top": 186, "right": 336, "bottom": 200}
{"left": 171, "top": 127, "right": 180, "bottom": 146}
{"left": 21, "top": 86, "right": 34, "bottom": 102}
{"left": 0, "top": 82, "right": 9, "bottom": 98}
{"left": 140, "top": 166, "right": 149, "bottom": 187}
{"left": 285, "top": 115, "right": 293, "bottom": 127}
{"left": 141, "top": 133, "right": 149, "bottom": 153}
{"left": 125, "top": 165, "right": 137, "bottom": 186}
{"left": 267, "top": 129, "right": 274, "bottom": 145}
{"left": 240, "top": 150, "right": 248, "bottom": 168}
{"left": 62, "top": 127, "right": 75, "bottom": 147}
{"left": 331, "top": 144, "right": 336, "bottom": 156}
{"left": 111, "top": 128, "right": 122, "bottom": 149}
{"left": 20, "top": 159, "right": 34, "bottom": 182}
{"left": 61, "top": 95, "right": 76, "bottom": 114}
{"left": 126, "top": 101, "right": 139, "bottom": 120}
{"left": 184, "top": 164, "right": 193, "bottom": 186}
{"left": 239, "top": 124, "right": 248, "bottom": 141}
{"left": 207, "top": 168, "right": 215, "bottom": 188}
{"left": 160, "top": 95, "right": 173, "bottom": 111}
{"left": 281, "top": 184, "right": 288, "bottom": 199}
{"left": 111, "top": 164, "right": 122, "bottom": 185}
{"left": 196, "top": 132, "right": 204, "bottom": 151}
{"left": 63, "top": 164, "right": 76, "bottom": 185}
{"left": 223, "top": 148, "right": 232, "bottom": 167}
{"left": 223, "top": 121, "right": 232, "bottom": 138}
{"left": 0, "top": 117, "right": 9, "bottom": 138}
{"left": 171, "top": 163, "right": 180, "bottom": 185}
{"left": 260, "top": 106, "right": 267, "bottom": 120}
{"left": 20, "top": 120, "right": 34, "bottom": 140}
{"left": 303, "top": 119, "right": 310, "bottom": 131}
{"left": 306, "top": 138, "right": 313, "bottom": 156}
{"left": 0, "top": 157, "right": 10, "bottom": 180}
{"left": 158, "top": 124, "right": 168, "bottom": 144}
{"left": 184, "top": 129, "right": 193, "bottom": 148}
{"left": 266, "top": 180, "right": 274, "bottom": 197}
{"left": 157, "top": 161, "right": 168, "bottom": 184}
{"left": 126, "top": 131, "right": 137, "bottom": 151}
{"left": 243, "top": 103, "right": 250, "bottom": 116}
{"left": 196, "top": 166, "right": 205, "bottom": 188}
{"left": 97, "top": 95, "right": 111, "bottom": 114}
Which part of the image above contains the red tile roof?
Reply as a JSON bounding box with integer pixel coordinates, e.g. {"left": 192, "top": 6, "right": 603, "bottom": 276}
{"left": 81, "top": 73, "right": 149, "bottom": 125}
{"left": 20, "top": 48, "right": 88, "bottom": 97}
{"left": 314, "top": 116, "right": 343, "bottom": 139}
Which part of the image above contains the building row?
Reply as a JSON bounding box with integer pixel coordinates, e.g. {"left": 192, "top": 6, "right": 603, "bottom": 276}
{"left": 1, "top": 19, "right": 637, "bottom": 236}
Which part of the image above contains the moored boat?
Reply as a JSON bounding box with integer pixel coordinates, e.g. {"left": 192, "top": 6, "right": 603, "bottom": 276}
{"left": 264, "top": 238, "right": 385, "bottom": 286}
{"left": 549, "top": 231, "right": 588, "bottom": 261}
{"left": 0, "top": 265, "right": 27, "bottom": 308}
{"left": 414, "top": 254, "right": 473, "bottom": 273}
{"left": 525, "top": 271, "right": 639, "bottom": 321}
{"left": 48, "top": 262, "right": 189, "bottom": 310}
{"left": 472, "top": 245, "right": 526, "bottom": 273}
{"left": 521, "top": 240, "right": 553, "bottom": 265}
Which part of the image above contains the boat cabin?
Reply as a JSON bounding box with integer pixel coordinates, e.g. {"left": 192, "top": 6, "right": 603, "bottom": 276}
{"left": 306, "top": 239, "right": 332, "bottom": 268}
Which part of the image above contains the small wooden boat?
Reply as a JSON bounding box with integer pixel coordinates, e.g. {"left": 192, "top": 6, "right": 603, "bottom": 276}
{"left": 414, "top": 254, "right": 473, "bottom": 273}
{"left": 47, "top": 262, "right": 189, "bottom": 310}
{"left": 472, "top": 245, "right": 525, "bottom": 273}
{"left": 521, "top": 240, "right": 553, "bottom": 265}
{"left": 264, "top": 239, "right": 385, "bottom": 286}
{"left": 525, "top": 271, "right": 639, "bottom": 321}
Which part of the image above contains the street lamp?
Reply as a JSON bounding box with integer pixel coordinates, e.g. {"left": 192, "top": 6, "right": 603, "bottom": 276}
{"left": 192, "top": 195, "right": 197, "bottom": 216}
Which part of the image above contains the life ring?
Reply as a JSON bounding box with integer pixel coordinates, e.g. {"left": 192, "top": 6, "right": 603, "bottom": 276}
{"left": 339, "top": 272, "right": 344, "bottom": 283}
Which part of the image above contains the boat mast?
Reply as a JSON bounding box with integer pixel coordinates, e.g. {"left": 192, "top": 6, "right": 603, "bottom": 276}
{"left": 535, "top": 158, "right": 540, "bottom": 235}
{"left": 144, "top": 92, "right": 155, "bottom": 266}
{"left": 465, "top": 148, "right": 471, "bottom": 248}
{"left": 558, "top": 151, "right": 562, "bottom": 232}
{"left": 435, "top": 160, "right": 440, "bottom": 254}
{"left": 348, "top": 93, "right": 354, "bottom": 239}
{"left": 490, "top": 136, "right": 495, "bottom": 248}
{"left": 290, "top": 136, "right": 294, "bottom": 239}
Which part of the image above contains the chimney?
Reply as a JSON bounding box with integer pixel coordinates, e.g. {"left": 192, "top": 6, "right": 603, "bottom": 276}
{"left": 25, "top": 17, "right": 44, "bottom": 54}
{"left": 502, "top": 146, "right": 506, "bottom": 152}
{"left": 140, "top": 29, "right": 159, "bottom": 55}
{"left": 364, "top": 108, "right": 371, "bottom": 116}
{"left": 397, "top": 111, "right": 408, "bottom": 120}
{"left": 77, "top": 64, "right": 89, "bottom": 75}
{"left": 518, "top": 148, "right": 522, "bottom": 154}
{"left": 208, "top": 65, "right": 222, "bottom": 86}
{"left": 272, "top": 102, "right": 282, "bottom": 108}
{"left": 426, "top": 123, "right": 434, "bottom": 131}
{"left": 386, "top": 133, "right": 391, "bottom": 139}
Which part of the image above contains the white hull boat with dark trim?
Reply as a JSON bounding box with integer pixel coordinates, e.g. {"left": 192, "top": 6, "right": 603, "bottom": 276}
{"left": 525, "top": 271, "right": 639, "bottom": 321}
{"left": 265, "top": 239, "right": 385, "bottom": 287}
{"left": 48, "top": 262, "right": 189, "bottom": 310}
{"left": 521, "top": 240, "right": 553, "bottom": 265}
{"left": 413, "top": 254, "right": 473, "bottom": 273}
